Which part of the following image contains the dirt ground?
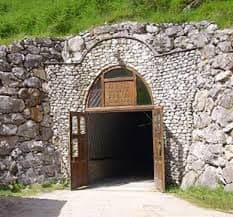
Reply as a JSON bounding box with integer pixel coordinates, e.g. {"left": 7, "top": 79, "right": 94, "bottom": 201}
{"left": 0, "top": 178, "right": 232, "bottom": 217}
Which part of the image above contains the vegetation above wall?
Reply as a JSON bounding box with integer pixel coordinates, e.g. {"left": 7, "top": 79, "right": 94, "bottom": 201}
{"left": 0, "top": 0, "right": 233, "bottom": 44}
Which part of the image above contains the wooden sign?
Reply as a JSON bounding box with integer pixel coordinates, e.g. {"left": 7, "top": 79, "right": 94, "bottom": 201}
{"left": 104, "top": 80, "right": 136, "bottom": 106}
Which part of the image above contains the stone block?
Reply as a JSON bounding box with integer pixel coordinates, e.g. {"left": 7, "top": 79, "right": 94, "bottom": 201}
{"left": 223, "top": 162, "right": 233, "bottom": 183}
{"left": 181, "top": 170, "right": 198, "bottom": 189}
{"left": 30, "top": 106, "right": 43, "bottom": 122}
{"left": 196, "top": 166, "right": 219, "bottom": 189}
{"left": 0, "top": 96, "right": 25, "bottom": 113}
{"left": 17, "top": 120, "right": 39, "bottom": 139}
{"left": 23, "top": 77, "right": 42, "bottom": 88}
{"left": 24, "top": 54, "right": 43, "bottom": 68}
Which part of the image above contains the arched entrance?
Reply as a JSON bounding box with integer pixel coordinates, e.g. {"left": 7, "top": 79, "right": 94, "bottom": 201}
{"left": 69, "top": 66, "right": 165, "bottom": 192}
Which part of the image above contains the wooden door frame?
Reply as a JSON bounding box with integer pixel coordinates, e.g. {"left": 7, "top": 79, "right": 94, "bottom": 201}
{"left": 85, "top": 105, "right": 158, "bottom": 113}
{"left": 69, "top": 112, "right": 89, "bottom": 190}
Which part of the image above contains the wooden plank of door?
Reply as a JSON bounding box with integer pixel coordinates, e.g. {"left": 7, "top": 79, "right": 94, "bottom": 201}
{"left": 69, "top": 112, "right": 88, "bottom": 190}
{"left": 153, "top": 107, "right": 165, "bottom": 192}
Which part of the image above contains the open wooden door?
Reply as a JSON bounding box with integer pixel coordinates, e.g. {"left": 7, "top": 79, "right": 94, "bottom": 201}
{"left": 153, "top": 107, "right": 165, "bottom": 192}
{"left": 69, "top": 112, "right": 88, "bottom": 190}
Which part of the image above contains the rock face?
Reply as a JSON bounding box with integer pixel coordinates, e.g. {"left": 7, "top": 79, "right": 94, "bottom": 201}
{"left": 0, "top": 21, "right": 233, "bottom": 191}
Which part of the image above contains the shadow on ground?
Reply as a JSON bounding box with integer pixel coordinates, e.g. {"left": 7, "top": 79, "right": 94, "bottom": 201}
{"left": 0, "top": 196, "right": 66, "bottom": 217}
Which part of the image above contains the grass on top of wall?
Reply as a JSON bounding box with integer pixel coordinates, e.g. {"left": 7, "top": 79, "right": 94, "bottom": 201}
{"left": 0, "top": 0, "right": 233, "bottom": 44}
{"left": 168, "top": 185, "right": 233, "bottom": 213}
{"left": 0, "top": 180, "right": 68, "bottom": 197}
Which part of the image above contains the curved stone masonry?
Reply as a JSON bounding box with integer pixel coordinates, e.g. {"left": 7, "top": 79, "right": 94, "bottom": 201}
{"left": 0, "top": 21, "right": 232, "bottom": 190}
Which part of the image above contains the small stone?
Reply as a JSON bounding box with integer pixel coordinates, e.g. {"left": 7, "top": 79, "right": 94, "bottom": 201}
{"left": 68, "top": 36, "right": 85, "bottom": 52}
{"left": 212, "top": 53, "right": 233, "bottom": 70}
{"left": 0, "top": 113, "right": 25, "bottom": 125}
{"left": 224, "top": 183, "right": 233, "bottom": 192}
{"left": 0, "top": 137, "right": 18, "bottom": 156}
{"left": 218, "top": 89, "right": 233, "bottom": 109}
{"left": 24, "top": 54, "right": 43, "bottom": 68}
{"left": 218, "top": 41, "right": 233, "bottom": 53}
{"left": 211, "top": 106, "right": 233, "bottom": 127}
{"left": 7, "top": 53, "right": 24, "bottom": 65}
{"left": 207, "top": 24, "right": 218, "bottom": 32}
{"left": 208, "top": 84, "right": 221, "bottom": 99}
{"left": 43, "top": 165, "right": 56, "bottom": 177}
{"left": 31, "top": 141, "right": 44, "bottom": 152}
{"left": 165, "top": 26, "right": 183, "bottom": 36}
{"left": 18, "top": 88, "right": 29, "bottom": 99}
{"left": 181, "top": 171, "right": 198, "bottom": 190}
{"left": 192, "top": 160, "right": 205, "bottom": 172}
{"left": 0, "top": 87, "right": 17, "bottom": 96}
{"left": 196, "top": 166, "right": 219, "bottom": 189}
{"left": 72, "top": 52, "right": 82, "bottom": 62}
{"left": 23, "top": 77, "right": 42, "bottom": 88}
{"left": 225, "top": 145, "right": 233, "bottom": 161}
{"left": 226, "top": 136, "right": 233, "bottom": 145}
{"left": 33, "top": 68, "right": 47, "bottom": 81}
{"left": 223, "top": 123, "right": 233, "bottom": 133}
{"left": 191, "top": 32, "right": 209, "bottom": 48}
{"left": 0, "top": 71, "right": 20, "bottom": 87}
{"left": 30, "top": 106, "right": 43, "bottom": 122}
{"left": 223, "top": 162, "right": 233, "bottom": 183}
{"left": 40, "top": 127, "right": 53, "bottom": 141}
{"left": 0, "top": 124, "right": 17, "bottom": 136}
{"left": 133, "top": 34, "right": 153, "bottom": 43}
{"left": 146, "top": 25, "right": 159, "bottom": 34}
{"left": 0, "top": 60, "right": 11, "bottom": 71}
{"left": 25, "top": 88, "right": 41, "bottom": 107}
{"left": 202, "top": 124, "right": 226, "bottom": 144}
{"left": 17, "top": 120, "right": 39, "bottom": 138}
{"left": 153, "top": 33, "right": 174, "bottom": 52}
{"left": 201, "top": 44, "right": 216, "bottom": 59}
{"left": 0, "top": 96, "right": 25, "bottom": 113}
{"left": 26, "top": 45, "right": 40, "bottom": 54}
{"left": 12, "top": 67, "right": 26, "bottom": 80}
{"left": 9, "top": 161, "right": 17, "bottom": 174}
{"left": 194, "top": 113, "right": 211, "bottom": 129}
{"left": 215, "top": 70, "right": 231, "bottom": 82}
{"left": 23, "top": 108, "right": 31, "bottom": 119}
{"left": 193, "top": 90, "right": 208, "bottom": 111}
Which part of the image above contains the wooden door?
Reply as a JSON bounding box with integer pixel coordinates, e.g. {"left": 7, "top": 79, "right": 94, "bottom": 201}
{"left": 153, "top": 107, "right": 165, "bottom": 192}
{"left": 69, "top": 112, "right": 88, "bottom": 190}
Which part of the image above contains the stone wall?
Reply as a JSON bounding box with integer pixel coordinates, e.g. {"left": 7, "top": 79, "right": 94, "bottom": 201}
{"left": 0, "top": 38, "right": 64, "bottom": 185}
{"left": 0, "top": 21, "right": 232, "bottom": 189}
{"left": 182, "top": 29, "right": 233, "bottom": 191}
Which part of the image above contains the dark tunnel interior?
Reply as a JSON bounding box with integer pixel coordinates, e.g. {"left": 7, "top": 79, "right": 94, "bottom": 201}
{"left": 88, "top": 111, "right": 153, "bottom": 182}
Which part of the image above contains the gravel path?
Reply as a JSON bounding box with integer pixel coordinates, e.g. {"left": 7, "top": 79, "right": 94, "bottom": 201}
{"left": 1, "top": 178, "right": 232, "bottom": 217}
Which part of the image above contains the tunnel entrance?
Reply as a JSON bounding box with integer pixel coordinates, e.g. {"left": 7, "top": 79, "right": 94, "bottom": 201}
{"left": 69, "top": 66, "right": 165, "bottom": 192}
{"left": 88, "top": 111, "right": 153, "bottom": 182}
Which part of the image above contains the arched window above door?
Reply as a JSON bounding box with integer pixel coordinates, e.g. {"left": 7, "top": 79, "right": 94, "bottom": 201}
{"left": 87, "top": 66, "right": 152, "bottom": 108}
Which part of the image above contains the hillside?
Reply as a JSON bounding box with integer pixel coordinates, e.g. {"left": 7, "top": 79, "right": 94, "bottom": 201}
{"left": 0, "top": 0, "right": 233, "bottom": 44}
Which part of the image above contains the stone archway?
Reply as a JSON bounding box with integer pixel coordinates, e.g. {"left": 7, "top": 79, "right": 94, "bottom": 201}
{"left": 46, "top": 36, "right": 199, "bottom": 186}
